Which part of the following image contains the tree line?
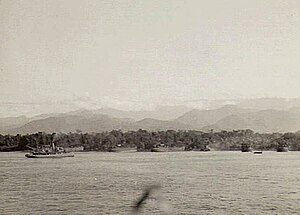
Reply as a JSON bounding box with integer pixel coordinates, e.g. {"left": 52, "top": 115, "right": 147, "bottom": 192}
{"left": 0, "top": 129, "right": 300, "bottom": 152}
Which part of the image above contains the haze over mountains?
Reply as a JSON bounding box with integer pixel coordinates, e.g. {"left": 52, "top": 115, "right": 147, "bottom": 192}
{"left": 2, "top": 98, "right": 300, "bottom": 134}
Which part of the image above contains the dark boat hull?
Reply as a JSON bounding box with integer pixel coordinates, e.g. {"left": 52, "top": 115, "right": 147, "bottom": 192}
{"left": 25, "top": 153, "right": 74, "bottom": 158}
{"left": 193, "top": 148, "right": 211, "bottom": 152}
{"left": 151, "top": 147, "right": 167, "bottom": 152}
{"left": 241, "top": 149, "right": 252, "bottom": 152}
{"left": 277, "top": 148, "right": 288, "bottom": 152}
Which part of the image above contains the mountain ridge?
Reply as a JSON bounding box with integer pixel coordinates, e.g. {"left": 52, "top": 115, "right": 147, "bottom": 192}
{"left": 2, "top": 103, "right": 300, "bottom": 134}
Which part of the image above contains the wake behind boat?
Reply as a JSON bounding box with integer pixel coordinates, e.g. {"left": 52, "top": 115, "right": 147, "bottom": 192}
{"left": 25, "top": 142, "right": 74, "bottom": 158}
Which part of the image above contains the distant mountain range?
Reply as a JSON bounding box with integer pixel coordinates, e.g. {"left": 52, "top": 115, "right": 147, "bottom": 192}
{"left": 1, "top": 107, "right": 193, "bottom": 134}
{"left": 202, "top": 109, "right": 300, "bottom": 133}
{"left": 68, "top": 106, "right": 191, "bottom": 121}
{"left": 2, "top": 98, "right": 300, "bottom": 134}
{"left": 175, "top": 105, "right": 256, "bottom": 128}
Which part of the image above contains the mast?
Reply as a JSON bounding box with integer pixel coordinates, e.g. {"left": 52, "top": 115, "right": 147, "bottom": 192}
{"left": 52, "top": 142, "right": 55, "bottom": 152}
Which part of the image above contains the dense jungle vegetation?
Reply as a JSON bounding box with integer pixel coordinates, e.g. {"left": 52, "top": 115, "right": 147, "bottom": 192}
{"left": 1, "top": 129, "right": 300, "bottom": 152}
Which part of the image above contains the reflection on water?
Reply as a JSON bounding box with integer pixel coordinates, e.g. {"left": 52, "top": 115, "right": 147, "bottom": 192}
{"left": 0, "top": 151, "right": 299, "bottom": 214}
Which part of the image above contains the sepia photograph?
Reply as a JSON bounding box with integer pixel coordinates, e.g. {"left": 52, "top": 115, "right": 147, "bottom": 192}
{"left": 0, "top": 0, "right": 299, "bottom": 214}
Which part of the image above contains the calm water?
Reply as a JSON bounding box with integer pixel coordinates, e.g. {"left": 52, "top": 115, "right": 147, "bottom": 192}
{"left": 0, "top": 151, "right": 299, "bottom": 215}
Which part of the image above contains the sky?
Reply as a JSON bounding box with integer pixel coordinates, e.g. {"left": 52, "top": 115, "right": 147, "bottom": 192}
{"left": 1, "top": 0, "right": 300, "bottom": 116}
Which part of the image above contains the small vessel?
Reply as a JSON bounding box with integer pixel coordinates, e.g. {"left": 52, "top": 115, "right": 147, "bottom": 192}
{"left": 151, "top": 144, "right": 168, "bottom": 152}
{"left": 25, "top": 142, "right": 74, "bottom": 158}
{"left": 25, "top": 152, "right": 74, "bottom": 158}
{"left": 151, "top": 147, "right": 167, "bottom": 152}
{"left": 184, "top": 144, "right": 210, "bottom": 152}
{"left": 241, "top": 143, "right": 252, "bottom": 152}
{"left": 277, "top": 145, "right": 288, "bottom": 152}
{"left": 253, "top": 151, "right": 263, "bottom": 154}
{"left": 193, "top": 145, "right": 211, "bottom": 152}
{"left": 274, "top": 138, "right": 289, "bottom": 152}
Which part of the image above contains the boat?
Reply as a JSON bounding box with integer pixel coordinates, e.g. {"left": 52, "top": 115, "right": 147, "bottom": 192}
{"left": 193, "top": 145, "right": 211, "bottom": 152}
{"left": 274, "top": 138, "right": 289, "bottom": 152}
{"left": 184, "top": 144, "right": 211, "bottom": 152}
{"left": 151, "top": 144, "right": 168, "bottom": 152}
{"left": 25, "top": 142, "right": 74, "bottom": 158}
{"left": 277, "top": 145, "right": 288, "bottom": 152}
{"left": 25, "top": 153, "right": 74, "bottom": 158}
{"left": 253, "top": 151, "right": 263, "bottom": 154}
{"left": 241, "top": 143, "right": 252, "bottom": 152}
{"left": 151, "top": 147, "right": 167, "bottom": 152}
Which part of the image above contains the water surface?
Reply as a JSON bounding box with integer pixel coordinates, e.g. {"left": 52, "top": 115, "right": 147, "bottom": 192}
{"left": 0, "top": 151, "right": 299, "bottom": 214}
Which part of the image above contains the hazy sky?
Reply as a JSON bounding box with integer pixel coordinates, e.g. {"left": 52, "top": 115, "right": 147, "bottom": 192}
{"left": 1, "top": 0, "right": 300, "bottom": 114}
